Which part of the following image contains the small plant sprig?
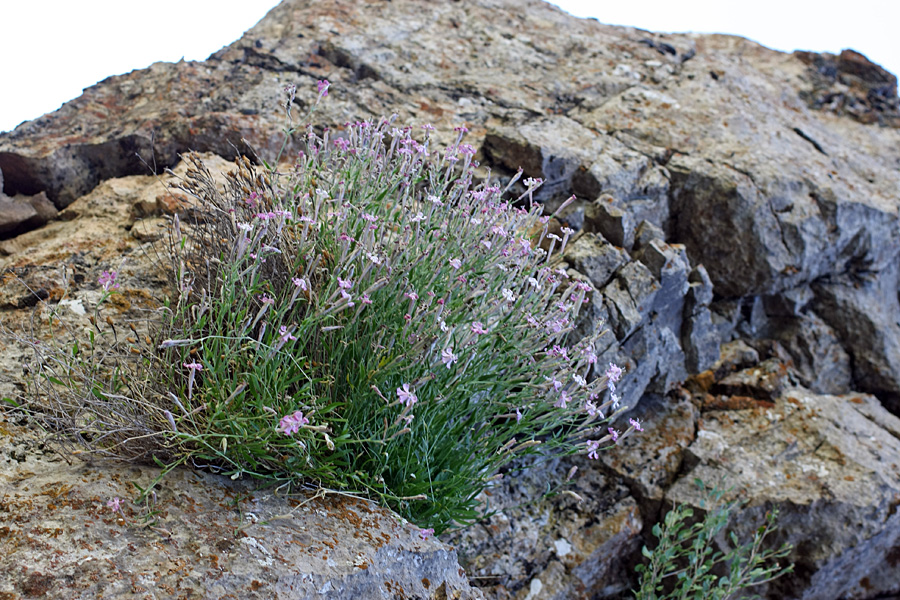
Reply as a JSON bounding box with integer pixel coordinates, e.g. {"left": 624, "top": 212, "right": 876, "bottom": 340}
{"left": 634, "top": 479, "right": 794, "bottom": 600}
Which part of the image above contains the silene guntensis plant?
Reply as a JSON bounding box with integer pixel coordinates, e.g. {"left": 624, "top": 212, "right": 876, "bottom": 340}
{"left": 29, "top": 81, "right": 635, "bottom": 533}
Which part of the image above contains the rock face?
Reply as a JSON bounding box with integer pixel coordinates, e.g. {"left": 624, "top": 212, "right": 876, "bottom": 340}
{"left": 3, "top": 0, "right": 900, "bottom": 598}
{"left": 0, "top": 412, "right": 483, "bottom": 600}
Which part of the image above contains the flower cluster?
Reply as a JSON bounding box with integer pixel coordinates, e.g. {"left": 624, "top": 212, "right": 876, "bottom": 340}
{"left": 146, "top": 82, "right": 633, "bottom": 534}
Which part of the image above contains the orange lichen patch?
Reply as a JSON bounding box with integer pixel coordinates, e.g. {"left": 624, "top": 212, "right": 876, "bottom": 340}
{"left": 850, "top": 396, "right": 866, "bottom": 404}
{"left": 39, "top": 483, "right": 73, "bottom": 499}
{"left": 702, "top": 395, "right": 774, "bottom": 411}
{"left": 685, "top": 370, "right": 715, "bottom": 393}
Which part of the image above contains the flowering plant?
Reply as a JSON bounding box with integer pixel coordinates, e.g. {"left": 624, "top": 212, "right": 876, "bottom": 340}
{"left": 31, "top": 82, "right": 632, "bottom": 533}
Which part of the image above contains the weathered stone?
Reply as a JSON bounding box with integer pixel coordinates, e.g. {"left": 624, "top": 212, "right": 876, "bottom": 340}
{"left": 483, "top": 116, "right": 602, "bottom": 203}
{"left": 635, "top": 238, "right": 690, "bottom": 324}
{"left": 618, "top": 261, "right": 659, "bottom": 320}
{"left": 682, "top": 307, "right": 721, "bottom": 373}
{"left": 813, "top": 266, "right": 900, "bottom": 411}
{"left": 795, "top": 49, "right": 900, "bottom": 127}
{"left": 0, "top": 413, "right": 483, "bottom": 600}
{"left": 763, "top": 284, "right": 815, "bottom": 317}
{"left": 763, "top": 311, "right": 852, "bottom": 395}
{"left": 668, "top": 388, "right": 900, "bottom": 599}
{"left": 685, "top": 264, "right": 714, "bottom": 313}
{"left": 712, "top": 357, "right": 790, "bottom": 401}
{"left": 600, "top": 392, "right": 698, "bottom": 505}
{"left": 583, "top": 195, "right": 635, "bottom": 250}
{"left": 446, "top": 454, "right": 641, "bottom": 600}
{"left": 632, "top": 219, "right": 665, "bottom": 252}
{"left": 564, "top": 233, "right": 629, "bottom": 291}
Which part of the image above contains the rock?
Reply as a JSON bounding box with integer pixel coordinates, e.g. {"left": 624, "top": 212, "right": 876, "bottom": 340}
{"left": 446, "top": 454, "right": 641, "bottom": 600}
{"left": 763, "top": 311, "right": 852, "bottom": 395}
{"left": 632, "top": 220, "right": 665, "bottom": 252}
{"left": 2, "top": 0, "right": 900, "bottom": 596}
{"left": 668, "top": 388, "right": 900, "bottom": 600}
{"left": 564, "top": 233, "right": 629, "bottom": 291}
{"left": 600, "top": 392, "right": 698, "bottom": 506}
{"left": 712, "top": 357, "right": 791, "bottom": 402}
{"left": 685, "top": 264, "right": 714, "bottom": 313}
{"left": 0, "top": 413, "right": 483, "bottom": 600}
{"left": 795, "top": 49, "right": 900, "bottom": 127}
{"left": 813, "top": 266, "right": 900, "bottom": 411}
{"left": 682, "top": 307, "right": 721, "bottom": 373}
{"left": 584, "top": 195, "right": 635, "bottom": 250}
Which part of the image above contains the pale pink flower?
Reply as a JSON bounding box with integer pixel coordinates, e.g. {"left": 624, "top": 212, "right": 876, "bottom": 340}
{"left": 397, "top": 383, "right": 418, "bottom": 408}
{"left": 629, "top": 418, "right": 644, "bottom": 432}
{"left": 554, "top": 390, "right": 571, "bottom": 409}
{"left": 441, "top": 347, "right": 458, "bottom": 368}
{"left": 98, "top": 270, "right": 119, "bottom": 291}
{"left": 107, "top": 497, "right": 122, "bottom": 512}
{"left": 586, "top": 440, "right": 601, "bottom": 460}
{"left": 449, "top": 258, "right": 462, "bottom": 270}
{"left": 278, "top": 410, "right": 310, "bottom": 435}
{"left": 317, "top": 79, "right": 330, "bottom": 97}
{"left": 471, "top": 322, "right": 488, "bottom": 335}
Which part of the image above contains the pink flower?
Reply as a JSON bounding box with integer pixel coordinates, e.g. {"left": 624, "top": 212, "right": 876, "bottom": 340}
{"left": 397, "top": 383, "right": 418, "bottom": 408}
{"left": 98, "top": 270, "right": 119, "bottom": 291}
{"left": 516, "top": 407, "right": 523, "bottom": 423}
{"left": 629, "top": 418, "right": 644, "bottom": 432}
{"left": 361, "top": 294, "right": 373, "bottom": 305}
{"left": 606, "top": 363, "right": 623, "bottom": 384}
{"left": 608, "top": 428, "right": 619, "bottom": 443}
{"left": 293, "top": 277, "right": 308, "bottom": 290}
{"left": 405, "top": 291, "right": 419, "bottom": 301}
{"left": 279, "top": 326, "right": 297, "bottom": 342}
{"left": 441, "top": 347, "right": 458, "bottom": 368}
{"left": 317, "top": 79, "right": 330, "bottom": 97}
{"left": 278, "top": 410, "right": 310, "bottom": 435}
{"left": 471, "top": 322, "right": 488, "bottom": 335}
{"left": 183, "top": 361, "right": 202, "bottom": 371}
{"left": 419, "top": 527, "right": 435, "bottom": 541}
{"left": 554, "top": 390, "right": 571, "bottom": 409}
{"left": 337, "top": 277, "right": 353, "bottom": 290}
{"left": 548, "top": 345, "right": 569, "bottom": 360}
{"left": 259, "top": 294, "right": 275, "bottom": 305}
{"left": 107, "top": 497, "right": 122, "bottom": 512}
{"left": 586, "top": 440, "right": 601, "bottom": 460}
{"left": 449, "top": 258, "right": 462, "bottom": 270}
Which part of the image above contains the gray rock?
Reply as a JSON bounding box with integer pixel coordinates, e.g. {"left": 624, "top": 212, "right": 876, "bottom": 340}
{"left": 635, "top": 239, "right": 690, "bottom": 326}
{"left": 685, "top": 264, "right": 714, "bottom": 312}
{"left": 632, "top": 219, "right": 665, "bottom": 252}
{"left": 0, "top": 414, "right": 483, "bottom": 600}
{"left": 446, "top": 455, "right": 641, "bottom": 600}
{"left": 763, "top": 311, "right": 852, "bottom": 395}
{"left": 682, "top": 307, "right": 721, "bottom": 373}
{"left": 483, "top": 116, "right": 601, "bottom": 203}
{"left": 668, "top": 388, "right": 900, "bottom": 600}
{"left": 564, "top": 233, "right": 629, "bottom": 290}
{"left": 763, "top": 285, "right": 815, "bottom": 317}
{"left": 583, "top": 195, "right": 635, "bottom": 250}
{"left": 813, "top": 266, "right": 900, "bottom": 411}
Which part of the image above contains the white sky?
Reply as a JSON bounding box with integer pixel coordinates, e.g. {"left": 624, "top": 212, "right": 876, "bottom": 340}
{"left": 1, "top": 1, "right": 897, "bottom": 133}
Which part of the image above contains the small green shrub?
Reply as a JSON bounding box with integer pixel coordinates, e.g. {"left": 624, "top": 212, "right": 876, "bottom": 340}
{"left": 29, "top": 82, "right": 634, "bottom": 533}
{"left": 634, "top": 479, "right": 794, "bottom": 600}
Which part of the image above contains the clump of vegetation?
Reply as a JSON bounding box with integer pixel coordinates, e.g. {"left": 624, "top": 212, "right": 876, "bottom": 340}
{"left": 634, "top": 479, "right": 794, "bottom": 600}
{"left": 28, "top": 81, "right": 634, "bottom": 533}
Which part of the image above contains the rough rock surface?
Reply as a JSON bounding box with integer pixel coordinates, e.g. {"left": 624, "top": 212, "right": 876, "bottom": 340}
{"left": 2, "top": 0, "right": 900, "bottom": 598}
{"left": 0, "top": 411, "right": 483, "bottom": 600}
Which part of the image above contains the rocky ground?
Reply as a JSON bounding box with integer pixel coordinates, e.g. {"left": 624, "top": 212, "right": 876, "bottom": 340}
{"left": 3, "top": 0, "right": 900, "bottom": 598}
